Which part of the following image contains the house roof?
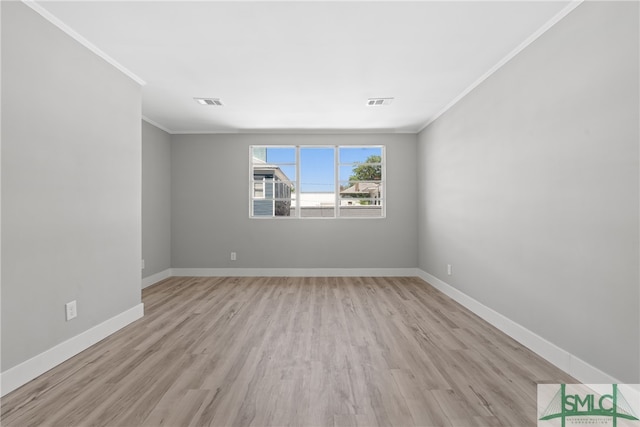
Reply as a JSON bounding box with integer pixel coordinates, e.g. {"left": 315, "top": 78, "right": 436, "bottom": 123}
{"left": 340, "top": 182, "right": 380, "bottom": 195}
{"left": 253, "top": 163, "right": 293, "bottom": 186}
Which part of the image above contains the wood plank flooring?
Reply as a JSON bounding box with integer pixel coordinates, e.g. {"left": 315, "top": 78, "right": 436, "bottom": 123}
{"left": 1, "top": 276, "right": 575, "bottom": 426}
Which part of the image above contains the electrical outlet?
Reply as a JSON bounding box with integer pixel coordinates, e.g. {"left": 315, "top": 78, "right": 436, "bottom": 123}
{"left": 65, "top": 300, "right": 77, "bottom": 321}
{"left": 230, "top": 252, "right": 237, "bottom": 261}
{"left": 447, "top": 264, "right": 452, "bottom": 276}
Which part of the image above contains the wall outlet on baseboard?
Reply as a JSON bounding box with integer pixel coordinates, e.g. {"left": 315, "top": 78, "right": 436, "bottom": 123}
{"left": 230, "top": 252, "right": 237, "bottom": 261}
{"left": 447, "top": 264, "right": 452, "bottom": 276}
{"left": 65, "top": 300, "right": 77, "bottom": 321}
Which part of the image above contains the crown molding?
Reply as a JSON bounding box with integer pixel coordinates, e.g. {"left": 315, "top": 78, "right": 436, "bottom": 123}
{"left": 21, "top": 0, "right": 146, "bottom": 86}
{"left": 171, "top": 128, "right": 418, "bottom": 135}
{"left": 142, "top": 116, "right": 173, "bottom": 134}
{"left": 417, "top": 0, "right": 583, "bottom": 133}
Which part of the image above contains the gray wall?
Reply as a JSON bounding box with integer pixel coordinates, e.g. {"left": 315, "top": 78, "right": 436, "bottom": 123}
{"left": 171, "top": 133, "right": 418, "bottom": 269}
{"left": 142, "top": 121, "right": 171, "bottom": 280}
{"left": 1, "top": 2, "right": 142, "bottom": 371}
{"left": 417, "top": 1, "right": 639, "bottom": 382}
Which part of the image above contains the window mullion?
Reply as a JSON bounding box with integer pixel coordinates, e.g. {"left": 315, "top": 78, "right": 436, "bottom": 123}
{"left": 334, "top": 145, "right": 339, "bottom": 218}
{"left": 295, "top": 146, "right": 300, "bottom": 218}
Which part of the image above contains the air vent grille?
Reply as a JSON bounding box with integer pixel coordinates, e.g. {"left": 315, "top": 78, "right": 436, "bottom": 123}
{"left": 367, "top": 98, "right": 394, "bottom": 106}
{"left": 195, "top": 98, "right": 223, "bottom": 106}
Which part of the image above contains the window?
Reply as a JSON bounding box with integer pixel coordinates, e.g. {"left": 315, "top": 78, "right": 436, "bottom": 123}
{"left": 250, "top": 145, "right": 385, "bottom": 218}
{"left": 250, "top": 146, "right": 295, "bottom": 217}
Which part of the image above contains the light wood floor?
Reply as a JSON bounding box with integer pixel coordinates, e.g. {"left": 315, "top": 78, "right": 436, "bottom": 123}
{"left": 1, "top": 276, "right": 574, "bottom": 426}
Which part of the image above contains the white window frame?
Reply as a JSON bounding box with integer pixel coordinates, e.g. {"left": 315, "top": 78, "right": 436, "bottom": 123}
{"left": 249, "top": 145, "right": 385, "bottom": 219}
{"left": 338, "top": 146, "right": 385, "bottom": 216}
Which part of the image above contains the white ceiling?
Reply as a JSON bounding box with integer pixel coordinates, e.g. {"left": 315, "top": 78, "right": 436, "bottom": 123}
{"left": 34, "top": 1, "right": 575, "bottom": 133}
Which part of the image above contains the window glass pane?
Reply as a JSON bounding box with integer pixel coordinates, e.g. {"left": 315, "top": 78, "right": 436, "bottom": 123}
{"left": 339, "top": 203, "right": 383, "bottom": 218}
{"left": 300, "top": 147, "right": 334, "bottom": 192}
{"left": 299, "top": 147, "right": 335, "bottom": 218}
{"left": 252, "top": 198, "right": 293, "bottom": 217}
{"left": 339, "top": 147, "right": 382, "bottom": 164}
{"left": 252, "top": 199, "right": 272, "bottom": 217}
{"left": 251, "top": 146, "right": 295, "bottom": 217}
{"left": 300, "top": 206, "right": 335, "bottom": 218}
{"left": 339, "top": 166, "right": 381, "bottom": 183}
{"left": 252, "top": 146, "right": 296, "bottom": 164}
{"left": 339, "top": 180, "right": 382, "bottom": 198}
{"left": 274, "top": 199, "right": 292, "bottom": 216}
{"left": 339, "top": 162, "right": 382, "bottom": 182}
{"left": 253, "top": 180, "right": 265, "bottom": 198}
{"left": 339, "top": 147, "right": 383, "bottom": 199}
{"left": 277, "top": 165, "right": 296, "bottom": 180}
{"left": 338, "top": 147, "right": 383, "bottom": 218}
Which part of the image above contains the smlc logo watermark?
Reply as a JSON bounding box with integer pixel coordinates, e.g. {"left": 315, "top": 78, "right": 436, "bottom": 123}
{"left": 538, "top": 384, "right": 640, "bottom": 427}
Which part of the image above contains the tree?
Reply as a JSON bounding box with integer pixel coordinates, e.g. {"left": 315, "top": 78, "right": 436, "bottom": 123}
{"left": 349, "top": 155, "right": 381, "bottom": 182}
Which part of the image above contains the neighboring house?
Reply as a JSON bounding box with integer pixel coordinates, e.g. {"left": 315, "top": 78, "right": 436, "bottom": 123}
{"left": 340, "top": 182, "right": 381, "bottom": 205}
{"left": 252, "top": 159, "right": 293, "bottom": 216}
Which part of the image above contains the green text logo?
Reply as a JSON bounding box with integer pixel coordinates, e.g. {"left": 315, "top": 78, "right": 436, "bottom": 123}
{"left": 539, "top": 384, "right": 639, "bottom": 427}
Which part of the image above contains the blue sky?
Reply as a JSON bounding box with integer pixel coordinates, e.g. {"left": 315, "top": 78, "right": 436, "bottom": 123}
{"left": 257, "top": 146, "right": 381, "bottom": 193}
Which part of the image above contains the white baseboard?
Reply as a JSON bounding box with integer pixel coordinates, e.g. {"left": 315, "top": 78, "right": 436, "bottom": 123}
{"left": 415, "top": 269, "right": 623, "bottom": 385}
{"left": 0, "top": 303, "right": 144, "bottom": 397}
{"left": 142, "top": 268, "right": 173, "bottom": 289}
{"left": 171, "top": 267, "right": 419, "bottom": 277}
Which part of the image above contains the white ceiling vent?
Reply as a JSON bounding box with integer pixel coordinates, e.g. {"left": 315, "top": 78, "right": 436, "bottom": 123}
{"left": 367, "top": 98, "right": 394, "bottom": 106}
{"left": 195, "top": 98, "right": 223, "bottom": 106}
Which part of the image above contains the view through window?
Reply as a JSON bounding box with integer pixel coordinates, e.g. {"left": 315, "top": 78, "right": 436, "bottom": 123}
{"left": 250, "top": 145, "right": 385, "bottom": 218}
